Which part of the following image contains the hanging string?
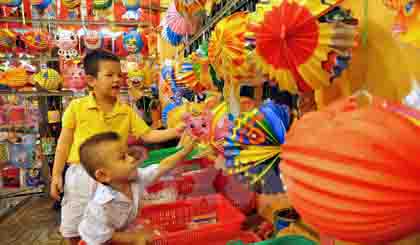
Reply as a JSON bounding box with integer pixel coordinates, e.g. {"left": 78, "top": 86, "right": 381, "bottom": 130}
{"left": 362, "top": 0, "right": 368, "bottom": 47}
{"left": 21, "top": 0, "right": 26, "bottom": 25}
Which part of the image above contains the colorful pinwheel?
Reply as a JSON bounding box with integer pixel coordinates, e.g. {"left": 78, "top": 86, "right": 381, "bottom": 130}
{"left": 248, "top": 0, "right": 357, "bottom": 94}
{"left": 224, "top": 101, "right": 290, "bottom": 194}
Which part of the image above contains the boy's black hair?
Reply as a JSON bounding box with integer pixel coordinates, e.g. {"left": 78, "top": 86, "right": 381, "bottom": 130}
{"left": 79, "top": 132, "right": 120, "bottom": 180}
{"left": 83, "top": 50, "right": 121, "bottom": 78}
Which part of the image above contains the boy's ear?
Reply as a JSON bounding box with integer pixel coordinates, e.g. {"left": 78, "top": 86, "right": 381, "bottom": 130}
{"left": 85, "top": 75, "right": 96, "bottom": 88}
{"left": 95, "top": 168, "right": 111, "bottom": 184}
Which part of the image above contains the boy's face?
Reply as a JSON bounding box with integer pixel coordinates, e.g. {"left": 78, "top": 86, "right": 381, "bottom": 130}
{"left": 88, "top": 60, "right": 122, "bottom": 99}
{"left": 95, "top": 140, "right": 139, "bottom": 184}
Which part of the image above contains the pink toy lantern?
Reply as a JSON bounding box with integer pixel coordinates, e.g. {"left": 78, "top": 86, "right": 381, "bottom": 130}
{"left": 63, "top": 65, "right": 87, "bottom": 90}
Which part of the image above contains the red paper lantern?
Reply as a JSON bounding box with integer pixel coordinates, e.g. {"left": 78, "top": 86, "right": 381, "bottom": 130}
{"left": 281, "top": 96, "right": 420, "bottom": 244}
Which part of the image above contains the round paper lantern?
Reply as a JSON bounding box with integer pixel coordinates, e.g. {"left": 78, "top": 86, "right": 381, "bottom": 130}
{"left": 23, "top": 31, "right": 49, "bottom": 53}
{"left": 32, "top": 69, "right": 63, "bottom": 90}
{"left": 281, "top": 96, "right": 420, "bottom": 243}
{"left": 1, "top": 68, "right": 28, "bottom": 88}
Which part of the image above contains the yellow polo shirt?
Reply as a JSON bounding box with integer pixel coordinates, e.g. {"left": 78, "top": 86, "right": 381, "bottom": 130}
{"left": 62, "top": 94, "right": 151, "bottom": 164}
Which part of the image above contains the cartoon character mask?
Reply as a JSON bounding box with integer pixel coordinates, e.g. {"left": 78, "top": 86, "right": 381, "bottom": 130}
{"left": 84, "top": 30, "right": 102, "bottom": 50}
{"left": 55, "top": 30, "right": 78, "bottom": 60}
{"left": 123, "top": 31, "right": 143, "bottom": 54}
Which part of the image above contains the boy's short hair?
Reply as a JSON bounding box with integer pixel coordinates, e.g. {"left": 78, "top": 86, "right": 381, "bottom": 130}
{"left": 79, "top": 132, "right": 120, "bottom": 180}
{"left": 83, "top": 50, "right": 121, "bottom": 78}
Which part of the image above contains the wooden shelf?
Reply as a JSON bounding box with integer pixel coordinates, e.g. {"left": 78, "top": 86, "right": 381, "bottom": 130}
{"left": 0, "top": 17, "right": 152, "bottom": 27}
{"left": 0, "top": 90, "right": 74, "bottom": 97}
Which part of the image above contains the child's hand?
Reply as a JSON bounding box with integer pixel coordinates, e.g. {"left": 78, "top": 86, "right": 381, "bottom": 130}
{"left": 180, "top": 134, "right": 196, "bottom": 153}
{"left": 132, "top": 228, "right": 155, "bottom": 245}
{"left": 175, "top": 123, "right": 186, "bottom": 137}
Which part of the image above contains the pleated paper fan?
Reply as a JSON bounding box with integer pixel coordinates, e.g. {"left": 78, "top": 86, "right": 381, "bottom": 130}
{"left": 224, "top": 101, "right": 290, "bottom": 194}
{"left": 165, "top": 2, "right": 196, "bottom": 35}
{"left": 174, "top": 0, "right": 206, "bottom": 18}
{"left": 161, "top": 25, "right": 184, "bottom": 46}
{"left": 0, "top": 29, "right": 16, "bottom": 50}
{"left": 248, "top": 0, "right": 357, "bottom": 94}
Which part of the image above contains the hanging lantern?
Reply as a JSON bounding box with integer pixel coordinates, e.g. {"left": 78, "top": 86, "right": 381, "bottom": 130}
{"left": 0, "top": 68, "right": 28, "bottom": 88}
{"left": 23, "top": 31, "right": 49, "bottom": 53}
{"left": 281, "top": 96, "right": 420, "bottom": 243}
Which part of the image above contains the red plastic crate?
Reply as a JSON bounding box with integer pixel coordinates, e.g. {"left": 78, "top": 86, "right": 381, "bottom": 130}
{"left": 144, "top": 168, "right": 219, "bottom": 202}
{"left": 136, "top": 194, "right": 245, "bottom": 245}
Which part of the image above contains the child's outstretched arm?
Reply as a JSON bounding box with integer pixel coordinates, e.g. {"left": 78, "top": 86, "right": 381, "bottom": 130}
{"left": 154, "top": 135, "right": 195, "bottom": 180}
{"left": 140, "top": 125, "right": 184, "bottom": 144}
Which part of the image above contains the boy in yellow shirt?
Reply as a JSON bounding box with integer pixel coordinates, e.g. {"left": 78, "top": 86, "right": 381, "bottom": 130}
{"left": 50, "top": 50, "right": 184, "bottom": 245}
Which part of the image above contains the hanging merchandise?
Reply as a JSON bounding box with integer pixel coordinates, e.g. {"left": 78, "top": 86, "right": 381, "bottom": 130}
{"left": 22, "top": 31, "right": 49, "bottom": 54}
{"left": 0, "top": 0, "right": 21, "bottom": 7}
{"left": 0, "top": 29, "right": 16, "bottom": 52}
{"left": 54, "top": 29, "right": 79, "bottom": 60}
{"left": 174, "top": 0, "right": 206, "bottom": 18}
{"left": 0, "top": 68, "right": 29, "bottom": 88}
{"left": 83, "top": 29, "right": 103, "bottom": 50}
{"left": 8, "top": 104, "right": 25, "bottom": 124}
{"left": 25, "top": 168, "right": 42, "bottom": 187}
{"left": 8, "top": 142, "right": 35, "bottom": 169}
{"left": 165, "top": 2, "right": 197, "bottom": 35}
{"left": 62, "top": 0, "right": 81, "bottom": 18}
{"left": 0, "top": 141, "right": 9, "bottom": 164}
{"left": 127, "top": 69, "right": 149, "bottom": 100}
{"left": 31, "top": 0, "right": 52, "bottom": 11}
{"left": 175, "top": 55, "right": 214, "bottom": 99}
{"left": 41, "top": 134, "right": 56, "bottom": 156}
{"left": 93, "top": 0, "right": 113, "bottom": 20}
{"left": 161, "top": 25, "right": 184, "bottom": 47}
{"left": 387, "top": 0, "right": 420, "bottom": 48}
{"left": 208, "top": 12, "right": 257, "bottom": 115}
{"left": 224, "top": 101, "right": 290, "bottom": 194}
{"left": 123, "top": 30, "right": 144, "bottom": 54}
{"left": 247, "top": 0, "right": 357, "bottom": 94}
{"left": 281, "top": 95, "right": 420, "bottom": 244}
{"left": 122, "top": 0, "right": 140, "bottom": 20}
{"left": 184, "top": 101, "right": 231, "bottom": 159}
{"left": 31, "top": 68, "right": 63, "bottom": 91}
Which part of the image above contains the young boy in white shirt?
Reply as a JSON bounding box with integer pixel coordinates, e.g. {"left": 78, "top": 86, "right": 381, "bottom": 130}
{"left": 78, "top": 132, "right": 194, "bottom": 245}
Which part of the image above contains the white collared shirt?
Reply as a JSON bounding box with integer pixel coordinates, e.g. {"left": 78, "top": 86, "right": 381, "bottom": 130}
{"left": 78, "top": 165, "right": 160, "bottom": 245}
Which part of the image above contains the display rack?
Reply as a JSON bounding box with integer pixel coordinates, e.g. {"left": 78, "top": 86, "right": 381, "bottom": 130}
{"left": 182, "top": 0, "right": 260, "bottom": 56}
{"left": 0, "top": 90, "right": 74, "bottom": 219}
